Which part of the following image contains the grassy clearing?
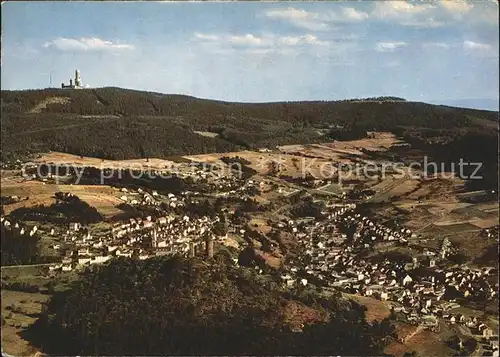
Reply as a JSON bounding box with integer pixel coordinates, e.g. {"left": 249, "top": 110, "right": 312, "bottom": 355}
{"left": 88, "top": 221, "right": 113, "bottom": 236}
{"left": 386, "top": 179, "right": 421, "bottom": 198}
{"left": 319, "top": 183, "right": 344, "bottom": 194}
{"left": 2, "top": 265, "right": 78, "bottom": 293}
{"left": 1, "top": 289, "right": 50, "bottom": 356}
{"left": 452, "top": 206, "right": 494, "bottom": 219}
{"left": 385, "top": 322, "right": 454, "bottom": 357}
{"left": 406, "top": 329, "right": 453, "bottom": 357}
{"left": 343, "top": 293, "right": 391, "bottom": 324}
{"left": 448, "top": 231, "right": 494, "bottom": 263}
{"left": 436, "top": 222, "right": 480, "bottom": 233}
{"left": 1, "top": 265, "right": 47, "bottom": 278}
{"left": 1, "top": 179, "right": 124, "bottom": 218}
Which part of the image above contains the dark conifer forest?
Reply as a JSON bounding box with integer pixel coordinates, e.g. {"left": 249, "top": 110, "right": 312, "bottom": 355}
{"left": 26, "top": 256, "right": 395, "bottom": 356}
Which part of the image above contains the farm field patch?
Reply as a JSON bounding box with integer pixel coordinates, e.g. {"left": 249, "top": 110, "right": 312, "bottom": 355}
{"left": 1, "top": 180, "right": 123, "bottom": 218}
{"left": 1, "top": 290, "right": 50, "bottom": 356}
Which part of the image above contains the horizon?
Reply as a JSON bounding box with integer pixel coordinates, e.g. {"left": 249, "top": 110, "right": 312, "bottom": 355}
{"left": 1, "top": 1, "right": 499, "bottom": 110}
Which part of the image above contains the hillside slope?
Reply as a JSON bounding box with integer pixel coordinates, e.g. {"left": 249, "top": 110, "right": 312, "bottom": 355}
{"left": 1, "top": 88, "right": 498, "bottom": 170}
{"left": 2, "top": 87, "right": 498, "bottom": 125}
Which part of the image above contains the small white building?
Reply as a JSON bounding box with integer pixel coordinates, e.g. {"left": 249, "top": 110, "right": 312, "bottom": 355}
{"left": 403, "top": 275, "right": 413, "bottom": 286}
{"left": 62, "top": 264, "right": 73, "bottom": 272}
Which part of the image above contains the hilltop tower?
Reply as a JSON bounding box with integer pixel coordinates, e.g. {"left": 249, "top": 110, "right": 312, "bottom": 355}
{"left": 75, "top": 69, "right": 81, "bottom": 88}
{"left": 61, "top": 69, "right": 83, "bottom": 89}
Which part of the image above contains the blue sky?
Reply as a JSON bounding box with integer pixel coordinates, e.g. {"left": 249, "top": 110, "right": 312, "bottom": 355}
{"left": 2, "top": 1, "right": 499, "bottom": 109}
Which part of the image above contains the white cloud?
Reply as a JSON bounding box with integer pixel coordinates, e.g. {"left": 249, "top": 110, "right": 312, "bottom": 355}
{"left": 264, "top": 7, "right": 330, "bottom": 31}
{"left": 462, "top": 40, "right": 497, "bottom": 58}
{"left": 371, "top": 1, "right": 497, "bottom": 27}
{"left": 193, "top": 32, "right": 329, "bottom": 49}
{"left": 371, "top": 2, "right": 444, "bottom": 27}
{"left": 228, "top": 34, "right": 264, "bottom": 46}
{"left": 463, "top": 40, "right": 492, "bottom": 51}
{"left": 263, "top": 6, "right": 369, "bottom": 31}
{"left": 194, "top": 33, "right": 267, "bottom": 47}
{"left": 373, "top": 1, "right": 435, "bottom": 16}
{"left": 341, "top": 7, "right": 370, "bottom": 21}
{"left": 264, "top": 7, "right": 315, "bottom": 21}
{"left": 263, "top": 2, "right": 496, "bottom": 30}
{"left": 439, "top": 0, "right": 473, "bottom": 14}
{"left": 422, "top": 42, "right": 452, "bottom": 49}
{"left": 467, "top": 1, "right": 499, "bottom": 25}
{"left": 375, "top": 41, "right": 408, "bottom": 52}
{"left": 278, "top": 35, "right": 328, "bottom": 46}
{"left": 43, "top": 37, "right": 134, "bottom": 52}
{"left": 194, "top": 33, "right": 219, "bottom": 41}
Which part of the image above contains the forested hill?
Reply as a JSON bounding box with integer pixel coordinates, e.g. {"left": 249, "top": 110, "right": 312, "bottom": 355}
{"left": 1, "top": 87, "right": 498, "bottom": 162}
{"left": 2, "top": 87, "right": 497, "bottom": 124}
{"left": 26, "top": 255, "right": 396, "bottom": 355}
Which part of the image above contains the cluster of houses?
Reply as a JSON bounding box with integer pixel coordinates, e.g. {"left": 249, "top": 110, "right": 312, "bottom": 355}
{"left": 177, "top": 165, "right": 246, "bottom": 193}
{"left": 3, "top": 168, "right": 293, "bottom": 275}
{"left": 47, "top": 210, "right": 225, "bottom": 272}
{"left": 19, "top": 180, "right": 275, "bottom": 274}
{"left": 119, "top": 187, "right": 178, "bottom": 207}
{"left": 116, "top": 176, "right": 292, "bottom": 212}
{"left": 2, "top": 158, "right": 498, "bottom": 353}
{"left": 277, "top": 203, "right": 498, "bottom": 344}
{"left": 23, "top": 160, "right": 250, "bottom": 194}
{"left": 116, "top": 176, "right": 262, "bottom": 209}
{"left": 176, "top": 161, "right": 257, "bottom": 192}
{"left": 1, "top": 217, "right": 49, "bottom": 238}
{"left": 481, "top": 225, "right": 499, "bottom": 240}
{"left": 0, "top": 158, "right": 27, "bottom": 170}
{"left": 0, "top": 217, "right": 40, "bottom": 237}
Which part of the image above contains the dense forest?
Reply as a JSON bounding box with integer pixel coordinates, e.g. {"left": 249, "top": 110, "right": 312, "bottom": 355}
{"left": 1, "top": 226, "right": 40, "bottom": 266}
{"left": 1, "top": 87, "right": 498, "bottom": 188}
{"left": 26, "top": 255, "right": 395, "bottom": 355}
{"left": 1, "top": 114, "right": 241, "bottom": 161}
{"left": 1, "top": 87, "right": 497, "bottom": 161}
{"left": 378, "top": 127, "right": 500, "bottom": 191}
{"left": 2, "top": 88, "right": 496, "bottom": 124}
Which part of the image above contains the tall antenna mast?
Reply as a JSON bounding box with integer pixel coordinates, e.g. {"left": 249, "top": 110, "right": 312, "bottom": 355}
{"left": 49, "top": 71, "right": 53, "bottom": 88}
